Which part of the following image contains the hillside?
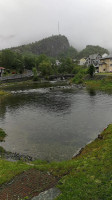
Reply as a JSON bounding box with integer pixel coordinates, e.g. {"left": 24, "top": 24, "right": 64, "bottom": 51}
{"left": 6, "top": 37, "right": 109, "bottom": 60}
{"left": 11, "top": 35, "right": 77, "bottom": 58}
{"left": 77, "top": 45, "right": 109, "bottom": 58}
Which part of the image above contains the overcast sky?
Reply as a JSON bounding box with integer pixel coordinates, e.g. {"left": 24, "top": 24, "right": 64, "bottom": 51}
{"left": 0, "top": 0, "right": 112, "bottom": 51}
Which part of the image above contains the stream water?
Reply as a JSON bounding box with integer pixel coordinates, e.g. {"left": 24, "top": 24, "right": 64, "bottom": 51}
{"left": 0, "top": 84, "right": 112, "bottom": 161}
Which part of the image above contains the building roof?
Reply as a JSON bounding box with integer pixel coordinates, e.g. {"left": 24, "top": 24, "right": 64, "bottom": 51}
{"left": 99, "top": 62, "right": 107, "bottom": 65}
{"left": 100, "top": 55, "right": 112, "bottom": 60}
{"left": 88, "top": 54, "right": 101, "bottom": 60}
{"left": 102, "top": 53, "right": 108, "bottom": 58}
{"left": 0, "top": 67, "right": 5, "bottom": 69}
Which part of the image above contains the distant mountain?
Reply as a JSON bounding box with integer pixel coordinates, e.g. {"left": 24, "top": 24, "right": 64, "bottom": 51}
{"left": 11, "top": 35, "right": 77, "bottom": 58}
{"left": 77, "top": 45, "right": 109, "bottom": 59}
{"left": 8, "top": 37, "right": 109, "bottom": 60}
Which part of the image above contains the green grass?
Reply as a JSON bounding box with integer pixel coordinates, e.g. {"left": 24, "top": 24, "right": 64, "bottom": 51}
{"left": 0, "top": 159, "right": 32, "bottom": 185}
{"left": 54, "top": 124, "right": 112, "bottom": 200}
{"left": 0, "top": 128, "right": 33, "bottom": 185}
{"left": 30, "top": 125, "right": 112, "bottom": 200}
{"left": 96, "top": 72, "right": 112, "bottom": 76}
{"left": 72, "top": 69, "right": 87, "bottom": 84}
{"left": 85, "top": 77, "right": 112, "bottom": 91}
{"left": 0, "top": 90, "right": 10, "bottom": 96}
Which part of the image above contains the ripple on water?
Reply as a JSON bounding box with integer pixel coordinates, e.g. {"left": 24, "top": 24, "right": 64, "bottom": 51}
{"left": 11, "top": 88, "right": 49, "bottom": 94}
{"left": 0, "top": 88, "right": 112, "bottom": 161}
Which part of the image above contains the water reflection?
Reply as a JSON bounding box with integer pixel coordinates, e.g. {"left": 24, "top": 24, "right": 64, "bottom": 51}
{"left": 0, "top": 87, "right": 112, "bottom": 161}
{"left": 0, "top": 89, "right": 74, "bottom": 120}
{"left": 87, "top": 88, "right": 96, "bottom": 96}
{"left": 0, "top": 97, "right": 7, "bottom": 120}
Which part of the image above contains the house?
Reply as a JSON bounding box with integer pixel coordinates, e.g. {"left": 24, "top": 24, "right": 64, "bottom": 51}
{"left": 79, "top": 58, "right": 86, "bottom": 66}
{"left": 102, "top": 53, "right": 108, "bottom": 58}
{"left": 56, "top": 60, "right": 61, "bottom": 66}
{"left": 99, "top": 56, "right": 112, "bottom": 72}
{"left": 0, "top": 67, "right": 5, "bottom": 77}
{"left": 86, "top": 54, "right": 102, "bottom": 72}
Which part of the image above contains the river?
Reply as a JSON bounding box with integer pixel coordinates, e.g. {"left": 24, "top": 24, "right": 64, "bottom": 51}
{"left": 0, "top": 84, "right": 112, "bottom": 161}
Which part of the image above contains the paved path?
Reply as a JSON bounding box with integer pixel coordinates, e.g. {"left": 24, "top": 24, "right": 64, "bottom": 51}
{"left": 0, "top": 71, "right": 33, "bottom": 82}
{"left": 0, "top": 169, "right": 58, "bottom": 200}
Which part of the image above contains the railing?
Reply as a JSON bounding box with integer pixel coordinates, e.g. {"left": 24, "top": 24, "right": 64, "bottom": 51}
{"left": 0, "top": 72, "right": 74, "bottom": 82}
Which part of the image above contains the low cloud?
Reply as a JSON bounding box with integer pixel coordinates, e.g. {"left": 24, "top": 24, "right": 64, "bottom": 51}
{"left": 0, "top": 0, "right": 112, "bottom": 51}
{"left": 0, "top": 35, "right": 15, "bottom": 40}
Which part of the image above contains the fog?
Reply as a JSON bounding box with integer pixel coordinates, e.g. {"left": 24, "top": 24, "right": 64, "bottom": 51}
{"left": 0, "top": 0, "right": 112, "bottom": 51}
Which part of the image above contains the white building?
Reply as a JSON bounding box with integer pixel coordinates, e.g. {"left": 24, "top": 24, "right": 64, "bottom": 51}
{"left": 79, "top": 58, "right": 87, "bottom": 66}
{"left": 86, "top": 54, "right": 102, "bottom": 72}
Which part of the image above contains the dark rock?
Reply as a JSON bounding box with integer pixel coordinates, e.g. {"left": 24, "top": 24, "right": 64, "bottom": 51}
{"left": 98, "top": 134, "right": 103, "bottom": 140}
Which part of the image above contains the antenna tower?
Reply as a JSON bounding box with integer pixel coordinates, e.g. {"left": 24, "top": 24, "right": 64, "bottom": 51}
{"left": 58, "top": 21, "right": 60, "bottom": 35}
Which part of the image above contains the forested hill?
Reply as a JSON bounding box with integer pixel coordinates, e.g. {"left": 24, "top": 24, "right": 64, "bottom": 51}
{"left": 9, "top": 36, "right": 109, "bottom": 59}
{"left": 77, "top": 45, "right": 109, "bottom": 59}
{"left": 11, "top": 35, "right": 77, "bottom": 58}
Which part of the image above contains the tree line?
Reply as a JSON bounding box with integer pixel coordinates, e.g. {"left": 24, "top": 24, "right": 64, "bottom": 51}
{"left": 0, "top": 49, "right": 95, "bottom": 83}
{"left": 0, "top": 49, "right": 84, "bottom": 76}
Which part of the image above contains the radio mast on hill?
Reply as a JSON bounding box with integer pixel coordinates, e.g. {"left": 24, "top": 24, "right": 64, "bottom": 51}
{"left": 58, "top": 21, "right": 60, "bottom": 35}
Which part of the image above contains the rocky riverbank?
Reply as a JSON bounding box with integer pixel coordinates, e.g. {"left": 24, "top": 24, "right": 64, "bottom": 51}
{"left": 0, "top": 151, "right": 33, "bottom": 162}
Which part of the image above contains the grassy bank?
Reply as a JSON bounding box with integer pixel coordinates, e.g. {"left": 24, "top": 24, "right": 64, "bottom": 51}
{"left": 0, "top": 159, "right": 31, "bottom": 185}
{"left": 0, "top": 90, "right": 10, "bottom": 96}
{"left": 85, "top": 77, "right": 112, "bottom": 91}
{"left": 0, "top": 80, "right": 70, "bottom": 91}
{"left": 71, "top": 71, "right": 112, "bottom": 92}
{"left": 55, "top": 125, "right": 112, "bottom": 199}
{"left": 0, "top": 125, "right": 112, "bottom": 199}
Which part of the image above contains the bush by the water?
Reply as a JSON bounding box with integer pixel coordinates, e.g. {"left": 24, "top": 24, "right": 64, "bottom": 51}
{"left": 0, "top": 90, "right": 10, "bottom": 96}
{"left": 32, "top": 67, "right": 39, "bottom": 81}
{"left": 72, "top": 68, "right": 88, "bottom": 84}
{"left": 0, "top": 146, "right": 6, "bottom": 153}
{"left": 0, "top": 128, "right": 6, "bottom": 141}
{"left": 88, "top": 65, "right": 95, "bottom": 77}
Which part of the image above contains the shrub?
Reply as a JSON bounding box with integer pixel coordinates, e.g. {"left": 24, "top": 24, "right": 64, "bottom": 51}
{"left": 32, "top": 67, "right": 38, "bottom": 81}
{"left": 0, "top": 128, "right": 7, "bottom": 141}
{"left": 72, "top": 68, "right": 87, "bottom": 84}
{"left": 33, "top": 76, "right": 39, "bottom": 81}
{"left": 88, "top": 65, "right": 95, "bottom": 77}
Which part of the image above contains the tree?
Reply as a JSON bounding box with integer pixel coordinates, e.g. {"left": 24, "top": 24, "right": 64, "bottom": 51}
{"left": 1, "top": 50, "right": 25, "bottom": 73}
{"left": 58, "top": 57, "right": 74, "bottom": 74}
{"left": 88, "top": 65, "right": 95, "bottom": 77}
{"left": 1, "top": 49, "right": 16, "bottom": 68}
{"left": 36, "top": 54, "right": 49, "bottom": 69}
{"left": 24, "top": 55, "right": 36, "bottom": 70}
{"left": 32, "top": 67, "right": 38, "bottom": 81}
{"left": 0, "top": 53, "right": 2, "bottom": 65}
{"left": 39, "top": 60, "right": 53, "bottom": 76}
{"left": 14, "top": 59, "right": 24, "bottom": 73}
